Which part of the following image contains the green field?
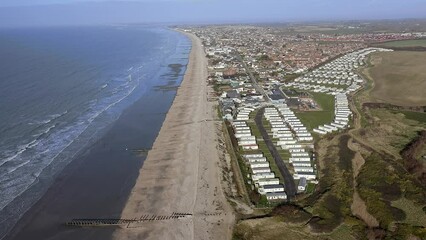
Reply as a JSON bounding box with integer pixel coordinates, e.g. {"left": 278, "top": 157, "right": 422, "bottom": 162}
{"left": 396, "top": 110, "right": 426, "bottom": 123}
{"left": 376, "top": 39, "right": 426, "bottom": 48}
{"left": 295, "top": 92, "right": 335, "bottom": 130}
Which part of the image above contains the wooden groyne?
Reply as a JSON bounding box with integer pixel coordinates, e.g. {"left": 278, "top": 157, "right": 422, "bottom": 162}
{"left": 66, "top": 212, "right": 193, "bottom": 227}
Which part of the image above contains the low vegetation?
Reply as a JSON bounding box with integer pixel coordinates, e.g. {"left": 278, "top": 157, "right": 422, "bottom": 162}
{"left": 400, "top": 130, "right": 426, "bottom": 186}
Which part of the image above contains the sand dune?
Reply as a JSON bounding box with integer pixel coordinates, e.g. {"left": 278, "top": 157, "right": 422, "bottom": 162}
{"left": 112, "top": 31, "right": 234, "bottom": 240}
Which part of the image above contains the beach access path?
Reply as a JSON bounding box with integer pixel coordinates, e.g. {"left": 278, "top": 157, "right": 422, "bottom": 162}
{"left": 112, "top": 32, "right": 235, "bottom": 240}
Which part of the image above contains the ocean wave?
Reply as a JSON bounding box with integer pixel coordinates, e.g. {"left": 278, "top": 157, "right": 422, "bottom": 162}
{"left": 2, "top": 160, "right": 31, "bottom": 176}
{"left": 0, "top": 122, "right": 57, "bottom": 168}
{"left": 28, "top": 110, "right": 68, "bottom": 126}
{"left": 0, "top": 73, "right": 141, "bottom": 213}
{"left": 0, "top": 138, "right": 39, "bottom": 168}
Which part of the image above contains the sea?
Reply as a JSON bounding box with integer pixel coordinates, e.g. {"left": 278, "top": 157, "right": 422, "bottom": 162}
{"left": 0, "top": 26, "right": 191, "bottom": 239}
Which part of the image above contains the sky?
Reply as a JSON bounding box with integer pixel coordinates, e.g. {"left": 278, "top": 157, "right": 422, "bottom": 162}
{"left": 0, "top": 0, "right": 425, "bottom": 27}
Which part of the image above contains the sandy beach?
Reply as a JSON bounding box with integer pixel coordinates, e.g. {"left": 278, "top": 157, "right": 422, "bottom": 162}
{"left": 112, "top": 32, "right": 235, "bottom": 240}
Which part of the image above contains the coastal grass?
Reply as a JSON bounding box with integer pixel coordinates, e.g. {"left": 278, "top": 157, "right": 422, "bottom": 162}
{"left": 326, "top": 223, "right": 357, "bottom": 240}
{"left": 233, "top": 217, "right": 317, "bottom": 240}
{"left": 353, "top": 108, "right": 425, "bottom": 158}
{"left": 391, "top": 197, "right": 426, "bottom": 227}
{"left": 357, "top": 152, "right": 426, "bottom": 229}
{"left": 301, "top": 134, "right": 354, "bottom": 232}
{"left": 393, "top": 110, "right": 426, "bottom": 124}
{"left": 233, "top": 216, "right": 360, "bottom": 240}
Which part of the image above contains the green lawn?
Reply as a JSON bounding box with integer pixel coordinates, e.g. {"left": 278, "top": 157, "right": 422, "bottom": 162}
{"left": 258, "top": 142, "right": 285, "bottom": 183}
{"left": 248, "top": 121, "right": 262, "bottom": 138}
{"left": 295, "top": 92, "right": 335, "bottom": 130}
{"left": 305, "top": 182, "right": 316, "bottom": 194}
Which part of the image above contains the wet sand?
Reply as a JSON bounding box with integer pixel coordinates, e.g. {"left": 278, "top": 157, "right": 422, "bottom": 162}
{"left": 112, "top": 32, "right": 235, "bottom": 240}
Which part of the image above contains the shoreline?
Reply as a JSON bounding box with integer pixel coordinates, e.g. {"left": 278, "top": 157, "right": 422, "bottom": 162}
{"left": 112, "top": 31, "right": 235, "bottom": 240}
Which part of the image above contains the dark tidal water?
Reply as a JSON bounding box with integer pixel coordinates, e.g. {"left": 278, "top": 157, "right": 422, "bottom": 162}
{"left": 0, "top": 26, "right": 191, "bottom": 239}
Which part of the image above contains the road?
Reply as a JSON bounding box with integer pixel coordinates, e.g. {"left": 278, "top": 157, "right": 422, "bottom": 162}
{"left": 255, "top": 107, "right": 297, "bottom": 199}
{"left": 234, "top": 53, "right": 270, "bottom": 101}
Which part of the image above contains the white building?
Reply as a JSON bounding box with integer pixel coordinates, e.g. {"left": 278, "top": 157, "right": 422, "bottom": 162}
{"left": 298, "top": 177, "right": 308, "bottom": 191}
{"left": 257, "top": 178, "right": 280, "bottom": 186}
{"left": 252, "top": 172, "right": 275, "bottom": 181}
{"left": 266, "top": 192, "right": 287, "bottom": 200}
{"left": 260, "top": 184, "right": 285, "bottom": 194}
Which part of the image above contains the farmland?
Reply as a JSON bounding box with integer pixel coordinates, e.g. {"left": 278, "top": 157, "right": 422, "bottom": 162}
{"left": 375, "top": 39, "right": 426, "bottom": 48}
{"left": 363, "top": 51, "right": 426, "bottom": 106}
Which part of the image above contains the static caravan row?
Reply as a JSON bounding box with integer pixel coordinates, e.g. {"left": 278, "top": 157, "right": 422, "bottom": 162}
{"left": 270, "top": 124, "right": 287, "bottom": 128}
{"left": 242, "top": 145, "right": 258, "bottom": 150}
{"left": 244, "top": 153, "right": 263, "bottom": 158}
{"left": 260, "top": 184, "right": 285, "bottom": 194}
{"left": 275, "top": 133, "right": 293, "bottom": 138}
{"left": 295, "top": 132, "right": 311, "bottom": 137}
{"left": 252, "top": 172, "right": 275, "bottom": 181}
{"left": 238, "top": 140, "right": 257, "bottom": 146}
{"left": 293, "top": 172, "right": 316, "bottom": 180}
{"left": 323, "top": 124, "right": 338, "bottom": 131}
{"left": 280, "top": 144, "right": 303, "bottom": 150}
{"left": 298, "top": 136, "right": 314, "bottom": 141}
{"left": 235, "top": 129, "right": 251, "bottom": 134}
{"left": 289, "top": 157, "right": 311, "bottom": 162}
{"left": 257, "top": 178, "right": 280, "bottom": 186}
{"left": 239, "top": 136, "right": 256, "bottom": 141}
{"left": 292, "top": 161, "right": 312, "bottom": 167}
{"left": 318, "top": 126, "right": 333, "bottom": 133}
{"left": 277, "top": 140, "right": 297, "bottom": 145}
{"left": 247, "top": 157, "right": 267, "bottom": 163}
{"left": 272, "top": 127, "right": 289, "bottom": 132}
{"left": 235, "top": 133, "right": 252, "bottom": 138}
{"left": 236, "top": 115, "right": 249, "bottom": 121}
{"left": 232, "top": 121, "right": 247, "bottom": 127}
{"left": 269, "top": 119, "right": 285, "bottom": 124}
{"left": 289, "top": 148, "right": 305, "bottom": 153}
{"left": 331, "top": 122, "right": 346, "bottom": 129}
{"left": 235, "top": 126, "right": 250, "bottom": 130}
{"left": 250, "top": 162, "right": 270, "bottom": 168}
{"left": 266, "top": 192, "right": 287, "bottom": 200}
{"left": 294, "top": 166, "right": 314, "bottom": 173}
{"left": 252, "top": 167, "right": 271, "bottom": 174}
{"left": 278, "top": 137, "right": 295, "bottom": 141}
{"left": 291, "top": 152, "right": 309, "bottom": 157}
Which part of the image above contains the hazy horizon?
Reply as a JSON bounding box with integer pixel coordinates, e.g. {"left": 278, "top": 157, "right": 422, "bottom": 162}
{"left": 0, "top": 0, "right": 426, "bottom": 28}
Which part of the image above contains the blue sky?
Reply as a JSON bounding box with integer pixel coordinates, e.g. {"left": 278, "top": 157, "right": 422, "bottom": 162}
{"left": 0, "top": 0, "right": 425, "bottom": 27}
